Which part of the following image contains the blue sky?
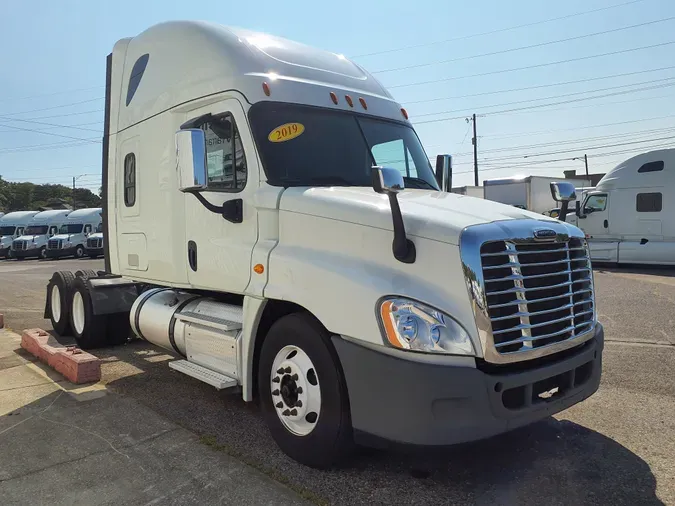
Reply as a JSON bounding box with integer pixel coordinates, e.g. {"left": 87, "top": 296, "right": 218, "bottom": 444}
{"left": 1, "top": 0, "right": 674, "bottom": 191}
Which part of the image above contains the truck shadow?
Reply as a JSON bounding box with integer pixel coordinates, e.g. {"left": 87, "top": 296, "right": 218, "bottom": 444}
{"left": 82, "top": 338, "right": 664, "bottom": 506}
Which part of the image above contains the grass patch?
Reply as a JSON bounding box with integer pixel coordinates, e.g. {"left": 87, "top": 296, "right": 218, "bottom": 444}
{"left": 199, "top": 435, "right": 328, "bottom": 506}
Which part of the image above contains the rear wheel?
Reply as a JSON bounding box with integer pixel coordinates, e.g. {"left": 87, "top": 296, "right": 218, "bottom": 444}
{"left": 258, "top": 312, "right": 353, "bottom": 468}
{"left": 47, "top": 271, "right": 76, "bottom": 336}
{"left": 69, "top": 276, "right": 107, "bottom": 349}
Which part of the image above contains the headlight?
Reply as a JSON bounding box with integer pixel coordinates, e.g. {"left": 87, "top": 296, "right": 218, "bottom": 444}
{"left": 28, "top": 242, "right": 37, "bottom": 249}
{"left": 378, "top": 297, "right": 475, "bottom": 355}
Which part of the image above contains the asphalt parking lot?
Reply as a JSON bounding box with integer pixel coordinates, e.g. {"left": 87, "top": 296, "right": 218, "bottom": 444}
{"left": 0, "top": 258, "right": 674, "bottom": 505}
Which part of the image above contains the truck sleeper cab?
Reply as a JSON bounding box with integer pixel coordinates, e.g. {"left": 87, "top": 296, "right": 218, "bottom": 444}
{"left": 43, "top": 21, "right": 603, "bottom": 469}
{"left": 12, "top": 210, "right": 71, "bottom": 260}
{"left": 0, "top": 211, "right": 39, "bottom": 259}
{"left": 46, "top": 208, "right": 102, "bottom": 259}
{"left": 566, "top": 149, "right": 674, "bottom": 265}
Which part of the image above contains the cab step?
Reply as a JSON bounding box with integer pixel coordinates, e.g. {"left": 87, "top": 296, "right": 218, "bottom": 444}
{"left": 168, "top": 360, "right": 238, "bottom": 390}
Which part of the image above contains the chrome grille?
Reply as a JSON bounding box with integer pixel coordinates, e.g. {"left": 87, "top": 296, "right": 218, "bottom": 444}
{"left": 48, "top": 239, "right": 62, "bottom": 250}
{"left": 480, "top": 238, "right": 594, "bottom": 354}
{"left": 12, "top": 240, "right": 26, "bottom": 251}
{"left": 87, "top": 238, "right": 102, "bottom": 248}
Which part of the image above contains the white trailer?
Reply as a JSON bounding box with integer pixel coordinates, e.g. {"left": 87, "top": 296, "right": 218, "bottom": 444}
{"left": 451, "top": 185, "right": 484, "bottom": 198}
{"left": 42, "top": 21, "right": 603, "bottom": 468}
{"left": 0, "top": 211, "right": 39, "bottom": 259}
{"left": 566, "top": 149, "right": 675, "bottom": 265}
{"left": 484, "top": 176, "right": 592, "bottom": 214}
{"left": 46, "top": 208, "right": 102, "bottom": 259}
{"left": 11, "top": 210, "right": 71, "bottom": 260}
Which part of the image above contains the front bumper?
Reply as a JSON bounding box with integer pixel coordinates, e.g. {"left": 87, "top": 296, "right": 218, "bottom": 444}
{"left": 85, "top": 247, "right": 103, "bottom": 256}
{"left": 333, "top": 324, "right": 603, "bottom": 447}
{"left": 0, "top": 246, "right": 9, "bottom": 258}
{"left": 46, "top": 246, "right": 76, "bottom": 258}
{"left": 12, "top": 248, "right": 41, "bottom": 258}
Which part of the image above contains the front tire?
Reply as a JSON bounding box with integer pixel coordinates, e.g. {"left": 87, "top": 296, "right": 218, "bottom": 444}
{"left": 74, "top": 245, "right": 85, "bottom": 258}
{"left": 69, "top": 276, "right": 107, "bottom": 349}
{"left": 47, "top": 271, "right": 76, "bottom": 336}
{"left": 258, "top": 313, "right": 353, "bottom": 468}
{"left": 39, "top": 247, "right": 47, "bottom": 260}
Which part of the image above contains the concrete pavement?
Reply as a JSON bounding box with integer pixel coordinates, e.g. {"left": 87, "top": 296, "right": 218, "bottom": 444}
{"left": 0, "top": 329, "right": 309, "bottom": 505}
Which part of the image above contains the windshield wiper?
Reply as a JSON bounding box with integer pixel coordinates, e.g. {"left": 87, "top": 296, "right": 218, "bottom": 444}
{"left": 404, "top": 177, "right": 437, "bottom": 190}
{"left": 278, "top": 176, "right": 358, "bottom": 187}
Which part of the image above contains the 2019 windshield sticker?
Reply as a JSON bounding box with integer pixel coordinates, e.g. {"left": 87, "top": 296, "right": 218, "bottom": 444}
{"left": 268, "top": 123, "right": 305, "bottom": 143}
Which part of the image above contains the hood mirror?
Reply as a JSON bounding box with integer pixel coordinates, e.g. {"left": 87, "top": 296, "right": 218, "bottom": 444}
{"left": 550, "top": 182, "right": 577, "bottom": 222}
{"left": 372, "top": 166, "right": 416, "bottom": 264}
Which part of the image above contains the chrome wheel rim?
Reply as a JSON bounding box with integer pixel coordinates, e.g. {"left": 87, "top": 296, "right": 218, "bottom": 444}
{"left": 270, "top": 345, "right": 321, "bottom": 436}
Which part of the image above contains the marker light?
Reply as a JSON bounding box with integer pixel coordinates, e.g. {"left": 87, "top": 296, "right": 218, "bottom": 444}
{"left": 330, "top": 92, "right": 338, "bottom": 105}
{"left": 401, "top": 108, "right": 409, "bottom": 120}
{"left": 254, "top": 264, "right": 265, "bottom": 274}
{"left": 262, "top": 82, "right": 271, "bottom": 96}
{"left": 345, "top": 95, "right": 354, "bottom": 107}
{"left": 379, "top": 298, "right": 474, "bottom": 355}
{"left": 359, "top": 97, "right": 367, "bottom": 110}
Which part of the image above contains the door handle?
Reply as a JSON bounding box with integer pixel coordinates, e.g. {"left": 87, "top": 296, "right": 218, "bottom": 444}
{"left": 603, "top": 220, "right": 608, "bottom": 229}
{"left": 188, "top": 240, "right": 197, "bottom": 271}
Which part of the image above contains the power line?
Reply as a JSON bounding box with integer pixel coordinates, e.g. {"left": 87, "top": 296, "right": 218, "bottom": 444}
{"left": 0, "top": 114, "right": 103, "bottom": 133}
{"left": 0, "top": 141, "right": 97, "bottom": 154}
{"left": 0, "top": 122, "right": 100, "bottom": 143}
{"left": 0, "top": 85, "right": 104, "bottom": 104}
{"left": 374, "top": 16, "right": 674, "bottom": 74}
{"left": 351, "top": 0, "right": 647, "bottom": 58}
{"left": 20, "top": 109, "right": 103, "bottom": 121}
{"left": 414, "top": 79, "right": 675, "bottom": 118}
{"left": 405, "top": 66, "right": 675, "bottom": 105}
{"left": 479, "top": 114, "right": 675, "bottom": 140}
{"left": 390, "top": 40, "right": 675, "bottom": 89}
{"left": 413, "top": 91, "right": 675, "bottom": 125}
{"left": 0, "top": 97, "right": 104, "bottom": 117}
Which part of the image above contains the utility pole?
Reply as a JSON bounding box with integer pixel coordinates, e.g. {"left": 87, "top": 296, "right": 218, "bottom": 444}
{"left": 583, "top": 154, "right": 589, "bottom": 177}
{"left": 72, "top": 176, "right": 76, "bottom": 190}
{"left": 471, "top": 113, "right": 478, "bottom": 186}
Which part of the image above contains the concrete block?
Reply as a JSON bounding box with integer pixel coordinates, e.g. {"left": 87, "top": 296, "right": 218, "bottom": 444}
{"left": 20, "top": 328, "right": 101, "bottom": 384}
{"left": 0, "top": 313, "right": 4, "bottom": 328}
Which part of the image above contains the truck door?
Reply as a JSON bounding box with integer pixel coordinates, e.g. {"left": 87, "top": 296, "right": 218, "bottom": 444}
{"left": 183, "top": 98, "right": 259, "bottom": 293}
{"left": 578, "top": 192, "right": 617, "bottom": 261}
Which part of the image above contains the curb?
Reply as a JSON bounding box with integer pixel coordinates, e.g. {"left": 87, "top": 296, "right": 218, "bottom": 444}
{"left": 20, "top": 328, "right": 101, "bottom": 384}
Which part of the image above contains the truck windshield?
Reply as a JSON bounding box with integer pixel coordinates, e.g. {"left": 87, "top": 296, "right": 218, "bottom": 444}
{"left": 248, "top": 102, "right": 439, "bottom": 190}
{"left": 96, "top": 223, "right": 103, "bottom": 233}
{"left": 0, "top": 226, "right": 15, "bottom": 236}
{"left": 24, "top": 226, "right": 48, "bottom": 235}
{"left": 59, "top": 224, "right": 83, "bottom": 234}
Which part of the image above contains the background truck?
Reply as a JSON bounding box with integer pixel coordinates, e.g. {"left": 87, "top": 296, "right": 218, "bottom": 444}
{"left": 84, "top": 222, "right": 104, "bottom": 258}
{"left": 484, "top": 175, "right": 592, "bottom": 214}
{"left": 12, "top": 210, "right": 71, "bottom": 260}
{"left": 46, "top": 208, "right": 102, "bottom": 259}
{"left": 451, "top": 185, "right": 484, "bottom": 199}
{"left": 565, "top": 148, "right": 674, "bottom": 265}
{"left": 42, "top": 21, "right": 603, "bottom": 469}
{"left": 0, "top": 211, "right": 39, "bottom": 259}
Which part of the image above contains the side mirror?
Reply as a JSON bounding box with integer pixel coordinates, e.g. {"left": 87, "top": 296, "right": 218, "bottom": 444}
{"left": 550, "top": 181, "right": 577, "bottom": 202}
{"left": 372, "top": 166, "right": 415, "bottom": 264}
{"left": 550, "top": 182, "right": 576, "bottom": 222}
{"left": 372, "top": 166, "right": 405, "bottom": 195}
{"left": 435, "top": 154, "right": 452, "bottom": 192}
{"left": 176, "top": 129, "right": 208, "bottom": 192}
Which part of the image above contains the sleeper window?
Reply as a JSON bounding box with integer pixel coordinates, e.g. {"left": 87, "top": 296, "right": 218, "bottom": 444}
{"left": 636, "top": 192, "right": 662, "bottom": 212}
{"left": 200, "top": 115, "right": 247, "bottom": 191}
{"left": 637, "top": 161, "right": 664, "bottom": 173}
{"left": 124, "top": 153, "right": 136, "bottom": 207}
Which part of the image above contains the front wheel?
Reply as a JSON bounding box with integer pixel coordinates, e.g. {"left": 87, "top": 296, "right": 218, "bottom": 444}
{"left": 39, "top": 247, "right": 47, "bottom": 260}
{"left": 258, "top": 312, "right": 353, "bottom": 468}
{"left": 74, "top": 245, "right": 85, "bottom": 258}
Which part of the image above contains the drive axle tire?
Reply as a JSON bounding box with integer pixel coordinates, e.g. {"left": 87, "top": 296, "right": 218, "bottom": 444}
{"left": 258, "top": 312, "right": 353, "bottom": 469}
{"left": 47, "top": 271, "right": 76, "bottom": 336}
{"left": 69, "top": 276, "right": 107, "bottom": 349}
{"left": 75, "top": 269, "right": 98, "bottom": 280}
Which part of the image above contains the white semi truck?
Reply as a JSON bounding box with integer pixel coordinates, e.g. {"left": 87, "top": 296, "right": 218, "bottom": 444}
{"left": 12, "top": 210, "right": 71, "bottom": 260}
{"left": 46, "top": 208, "right": 102, "bottom": 259}
{"left": 0, "top": 211, "right": 39, "bottom": 259}
{"left": 42, "top": 21, "right": 603, "bottom": 468}
{"left": 84, "top": 222, "right": 104, "bottom": 259}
